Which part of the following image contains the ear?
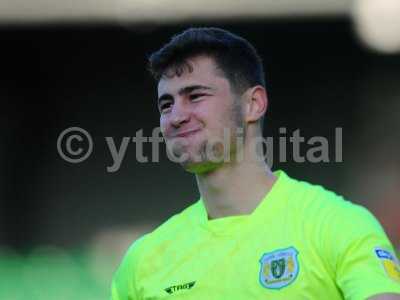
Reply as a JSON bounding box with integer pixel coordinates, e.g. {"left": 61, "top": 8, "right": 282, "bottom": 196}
{"left": 243, "top": 86, "right": 268, "bottom": 123}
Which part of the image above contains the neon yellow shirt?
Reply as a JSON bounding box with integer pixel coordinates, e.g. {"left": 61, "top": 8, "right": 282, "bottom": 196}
{"left": 111, "top": 170, "right": 400, "bottom": 299}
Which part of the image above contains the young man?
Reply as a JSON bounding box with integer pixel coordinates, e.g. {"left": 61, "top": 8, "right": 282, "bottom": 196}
{"left": 111, "top": 28, "right": 400, "bottom": 299}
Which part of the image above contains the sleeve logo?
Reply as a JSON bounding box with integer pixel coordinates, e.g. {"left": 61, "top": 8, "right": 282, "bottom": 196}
{"left": 375, "top": 247, "right": 400, "bottom": 282}
{"left": 259, "top": 247, "right": 299, "bottom": 289}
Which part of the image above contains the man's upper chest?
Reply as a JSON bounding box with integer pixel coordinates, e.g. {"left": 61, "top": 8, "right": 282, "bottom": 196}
{"left": 137, "top": 226, "right": 340, "bottom": 300}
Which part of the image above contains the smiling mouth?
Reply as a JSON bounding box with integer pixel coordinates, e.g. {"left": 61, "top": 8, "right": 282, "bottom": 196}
{"left": 173, "top": 129, "right": 201, "bottom": 138}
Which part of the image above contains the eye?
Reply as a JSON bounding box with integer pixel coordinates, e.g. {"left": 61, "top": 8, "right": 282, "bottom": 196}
{"left": 159, "top": 101, "right": 172, "bottom": 112}
{"left": 189, "top": 93, "right": 206, "bottom": 101}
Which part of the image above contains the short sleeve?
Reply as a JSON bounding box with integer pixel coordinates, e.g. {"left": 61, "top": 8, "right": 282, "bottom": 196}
{"left": 111, "top": 236, "right": 147, "bottom": 300}
{"left": 324, "top": 202, "right": 400, "bottom": 300}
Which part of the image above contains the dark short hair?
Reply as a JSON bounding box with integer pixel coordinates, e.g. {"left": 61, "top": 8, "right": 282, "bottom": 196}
{"left": 148, "top": 27, "right": 266, "bottom": 96}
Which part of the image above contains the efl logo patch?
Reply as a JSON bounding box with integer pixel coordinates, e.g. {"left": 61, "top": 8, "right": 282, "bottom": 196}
{"left": 375, "top": 247, "right": 400, "bottom": 282}
{"left": 259, "top": 247, "right": 299, "bottom": 289}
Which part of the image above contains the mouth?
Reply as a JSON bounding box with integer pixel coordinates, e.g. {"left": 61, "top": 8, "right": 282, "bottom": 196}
{"left": 172, "top": 128, "right": 201, "bottom": 138}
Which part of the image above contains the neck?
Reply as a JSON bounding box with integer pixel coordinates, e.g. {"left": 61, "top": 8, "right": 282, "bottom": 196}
{"left": 195, "top": 133, "right": 277, "bottom": 220}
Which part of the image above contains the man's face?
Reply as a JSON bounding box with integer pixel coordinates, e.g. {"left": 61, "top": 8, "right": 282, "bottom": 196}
{"left": 157, "top": 56, "right": 244, "bottom": 173}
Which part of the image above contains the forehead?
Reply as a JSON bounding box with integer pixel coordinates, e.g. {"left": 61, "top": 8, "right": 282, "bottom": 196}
{"left": 157, "top": 56, "right": 228, "bottom": 96}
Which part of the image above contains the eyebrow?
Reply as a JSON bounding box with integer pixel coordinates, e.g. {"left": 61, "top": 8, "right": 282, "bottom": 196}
{"left": 157, "top": 85, "right": 213, "bottom": 105}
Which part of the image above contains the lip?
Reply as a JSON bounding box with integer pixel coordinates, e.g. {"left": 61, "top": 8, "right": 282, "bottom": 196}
{"left": 172, "top": 128, "right": 201, "bottom": 138}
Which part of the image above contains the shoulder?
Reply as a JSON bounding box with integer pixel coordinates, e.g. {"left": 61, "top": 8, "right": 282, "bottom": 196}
{"left": 285, "top": 173, "right": 391, "bottom": 259}
{"left": 145, "top": 200, "right": 201, "bottom": 243}
{"left": 111, "top": 234, "right": 147, "bottom": 299}
{"left": 285, "top": 173, "right": 379, "bottom": 229}
{"left": 111, "top": 201, "right": 201, "bottom": 299}
{"left": 282, "top": 173, "right": 387, "bottom": 258}
{"left": 124, "top": 199, "right": 201, "bottom": 258}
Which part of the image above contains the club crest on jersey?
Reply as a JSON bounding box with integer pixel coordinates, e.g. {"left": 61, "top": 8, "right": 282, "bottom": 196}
{"left": 259, "top": 247, "right": 299, "bottom": 289}
{"left": 375, "top": 247, "right": 400, "bottom": 282}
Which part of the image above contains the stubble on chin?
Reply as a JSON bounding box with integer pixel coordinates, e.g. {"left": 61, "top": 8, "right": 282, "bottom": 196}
{"left": 178, "top": 140, "right": 221, "bottom": 174}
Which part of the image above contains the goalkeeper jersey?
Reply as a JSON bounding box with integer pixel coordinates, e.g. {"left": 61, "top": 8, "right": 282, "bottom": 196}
{"left": 111, "top": 170, "right": 400, "bottom": 300}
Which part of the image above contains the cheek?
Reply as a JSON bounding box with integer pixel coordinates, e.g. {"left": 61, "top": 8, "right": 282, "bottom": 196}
{"left": 160, "top": 117, "right": 168, "bottom": 135}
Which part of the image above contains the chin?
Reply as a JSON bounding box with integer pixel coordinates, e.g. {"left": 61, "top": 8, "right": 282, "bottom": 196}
{"left": 181, "top": 159, "right": 224, "bottom": 175}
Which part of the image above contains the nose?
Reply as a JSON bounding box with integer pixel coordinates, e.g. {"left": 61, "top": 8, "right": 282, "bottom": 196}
{"left": 170, "top": 101, "right": 190, "bottom": 128}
